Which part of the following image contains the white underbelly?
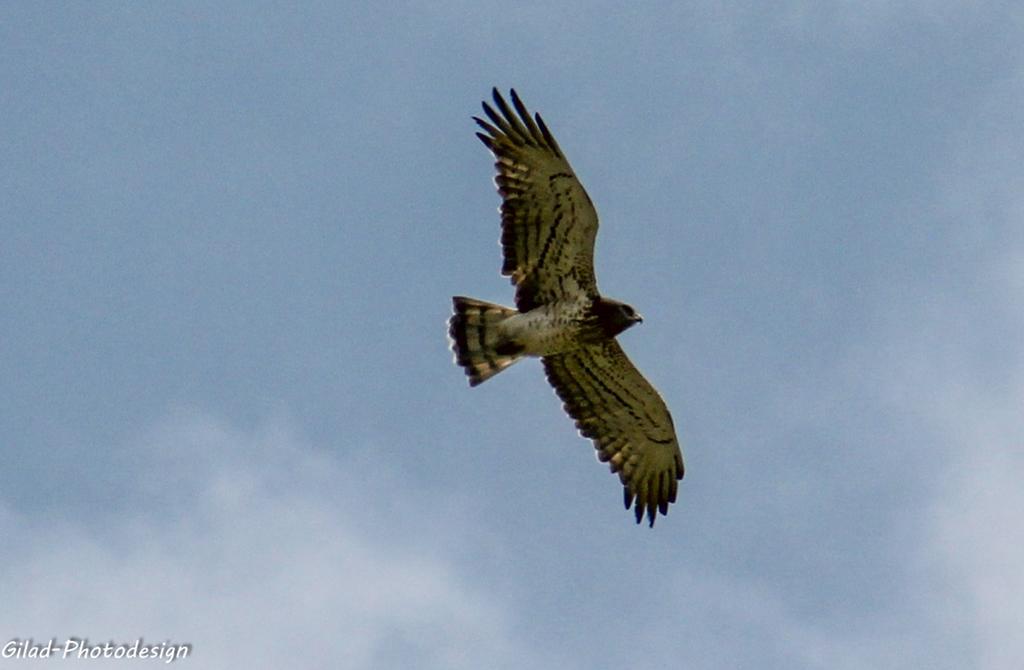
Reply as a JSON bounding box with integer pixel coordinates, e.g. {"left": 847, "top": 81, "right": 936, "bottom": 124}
{"left": 499, "top": 302, "right": 589, "bottom": 357}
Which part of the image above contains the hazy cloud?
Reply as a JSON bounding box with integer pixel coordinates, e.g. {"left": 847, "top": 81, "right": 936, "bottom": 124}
{"left": 0, "top": 413, "right": 539, "bottom": 670}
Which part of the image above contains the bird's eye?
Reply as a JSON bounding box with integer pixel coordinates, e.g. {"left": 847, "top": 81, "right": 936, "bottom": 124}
{"left": 623, "top": 306, "right": 634, "bottom": 316}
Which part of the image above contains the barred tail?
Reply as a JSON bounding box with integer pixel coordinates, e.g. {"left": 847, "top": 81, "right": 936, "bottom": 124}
{"left": 448, "top": 296, "right": 524, "bottom": 386}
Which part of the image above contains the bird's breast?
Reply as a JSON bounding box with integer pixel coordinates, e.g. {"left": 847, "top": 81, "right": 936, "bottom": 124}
{"left": 500, "top": 300, "right": 598, "bottom": 357}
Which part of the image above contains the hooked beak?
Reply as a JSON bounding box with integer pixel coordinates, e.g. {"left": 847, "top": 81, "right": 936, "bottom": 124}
{"left": 634, "top": 313, "right": 644, "bottom": 323}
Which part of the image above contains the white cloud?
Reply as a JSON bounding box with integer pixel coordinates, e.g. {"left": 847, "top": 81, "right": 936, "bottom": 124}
{"left": 700, "top": 39, "right": 1024, "bottom": 670}
{"left": 871, "top": 68, "right": 1024, "bottom": 670}
{"left": 0, "top": 412, "right": 537, "bottom": 669}
{"left": 911, "top": 282, "right": 1024, "bottom": 670}
{"left": 639, "top": 363, "right": 1023, "bottom": 670}
{"left": 927, "top": 432, "right": 1024, "bottom": 670}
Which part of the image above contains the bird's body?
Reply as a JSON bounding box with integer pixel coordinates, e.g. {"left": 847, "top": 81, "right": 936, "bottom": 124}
{"left": 497, "top": 298, "right": 594, "bottom": 355}
{"left": 448, "top": 88, "right": 685, "bottom": 526}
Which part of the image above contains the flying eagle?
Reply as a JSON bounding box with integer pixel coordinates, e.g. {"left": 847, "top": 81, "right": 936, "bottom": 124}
{"left": 448, "top": 88, "right": 685, "bottom": 527}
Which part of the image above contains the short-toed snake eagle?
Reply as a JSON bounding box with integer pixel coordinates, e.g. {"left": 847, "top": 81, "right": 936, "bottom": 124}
{"left": 448, "top": 89, "right": 685, "bottom": 527}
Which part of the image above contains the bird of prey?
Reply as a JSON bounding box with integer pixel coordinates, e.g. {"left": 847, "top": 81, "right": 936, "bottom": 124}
{"left": 448, "top": 88, "right": 685, "bottom": 527}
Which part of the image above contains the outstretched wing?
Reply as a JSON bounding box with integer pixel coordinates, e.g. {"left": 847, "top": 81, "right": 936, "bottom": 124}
{"left": 543, "top": 340, "right": 685, "bottom": 527}
{"left": 475, "top": 88, "right": 599, "bottom": 311}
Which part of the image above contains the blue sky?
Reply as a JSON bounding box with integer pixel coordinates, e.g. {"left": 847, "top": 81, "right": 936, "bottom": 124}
{"left": 2, "top": 3, "right": 1022, "bottom": 669}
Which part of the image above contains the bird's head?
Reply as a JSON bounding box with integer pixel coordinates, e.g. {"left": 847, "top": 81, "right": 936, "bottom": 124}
{"left": 594, "top": 298, "right": 643, "bottom": 337}
{"left": 618, "top": 302, "right": 643, "bottom": 326}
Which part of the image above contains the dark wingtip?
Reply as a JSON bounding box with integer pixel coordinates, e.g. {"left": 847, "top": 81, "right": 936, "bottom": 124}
{"left": 625, "top": 486, "right": 669, "bottom": 527}
{"left": 480, "top": 98, "right": 500, "bottom": 124}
